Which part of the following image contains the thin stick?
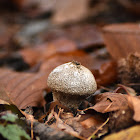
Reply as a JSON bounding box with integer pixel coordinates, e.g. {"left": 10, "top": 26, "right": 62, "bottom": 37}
{"left": 87, "top": 118, "right": 109, "bottom": 140}
{"left": 31, "top": 121, "right": 34, "bottom": 139}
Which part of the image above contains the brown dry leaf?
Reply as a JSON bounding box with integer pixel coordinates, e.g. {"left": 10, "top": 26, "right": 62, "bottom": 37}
{"left": 79, "top": 113, "right": 107, "bottom": 138}
{"left": 33, "top": 121, "right": 78, "bottom": 140}
{"left": 20, "top": 48, "right": 42, "bottom": 66}
{"left": 102, "top": 23, "right": 140, "bottom": 60}
{"left": 51, "top": 0, "right": 89, "bottom": 25}
{"left": 40, "top": 50, "right": 116, "bottom": 86}
{"left": 12, "top": 0, "right": 56, "bottom": 17}
{"left": 0, "top": 99, "right": 10, "bottom": 105}
{"left": 51, "top": 0, "right": 109, "bottom": 25}
{"left": 0, "top": 21, "right": 19, "bottom": 49}
{"left": 40, "top": 50, "right": 96, "bottom": 72}
{"left": 87, "top": 92, "right": 128, "bottom": 113}
{"left": 51, "top": 111, "right": 85, "bottom": 140}
{"left": 0, "top": 68, "right": 48, "bottom": 109}
{"left": 108, "top": 104, "right": 134, "bottom": 132}
{"left": 127, "top": 95, "right": 140, "bottom": 122}
{"left": 118, "top": 53, "right": 140, "bottom": 90}
{"left": 50, "top": 108, "right": 107, "bottom": 139}
{"left": 40, "top": 38, "right": 77, "bottom": 60}
{"left": 117, "top": 0, "right": 140, "bottom": 14}
{"left": 42, "top": 24, "right": 104, "bottom": 50}
{"left": 115, "top": 84, "right": 137, "bottom": 96}
{"left": 104, "top": 125, "right": 140, "bottom": 140}
{"left": 20, "top": 38, "right": 77, "bottom": 67}
{"left": 19, "top": 24, "right": 103, "bottom": 63}
{"left": 95, "top": 61, "right": 117, "bottom": 86}
{"left": 61, "top": 24, "right": 104, "bottom": 50}
{"left": 0, "top": 87, "right": 13, "bottom": 104}
{"left": 80, "top": 115, "right": 102, "bottom": 129}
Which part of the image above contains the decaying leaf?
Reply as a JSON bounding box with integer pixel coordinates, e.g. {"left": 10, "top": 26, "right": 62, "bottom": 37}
{"left": 79, "top": 113, "right": 108, "bottom": 138}
{"left": 40, "top": 50, "right": 97, "bottom": 73}
{"left": 104, "top": 125, "right": 140, "bottom": 140}
{"left": 20, "top": 38, "right": 77, "bottom": 66}
{"left": 47, "top": 107, "right": 108, "bottom": 139}
{"left": 33, "top": 121, "right": 79, "bottom": 140}
{"left": 117, "top": 0, "right": 140, "bottom": 14}
{"left": 42, "top": 24, "right": 104, "bottom": 50}
{"left": 0, "top": 22, "right": 19, "bottom": 49}
{"left": 40, "top": 50, "right": 117, "bottom": 86}
{"left": 51, "top": 0, "right": 89, "bottom": 24}
{"left": 0, "top": 99, "right": 9, "bottom": 105}
{"left": 118, "top": 53, "right": 140, "bottom": 92}
{"left": 127, "top": 95, "right": 140, "bottom": 122}
{"left": 49, "top": 110, "right": 84, "bottom": 139}
{"left": 19, "top": 48, "right": 42, "bottom": 67}
{"left": 95, "top": 61, "right": 117, "bottom": 86}
{"left": 86, "top": 92, "right": 128, "bottom": 113}
{"left": 108, "top": 104, "right": 134, "bottom": 132}
{"left": 0, "top": 88, "right": 12, "bottom": 105}
{"left": 0, "top": 69, "right": 48, "bottom": 109}
{"left": 102, "top": 23, "right": 140, "bottom": 60}
{"left": 12, "top": 0, "right": 56, "bottom": 17}
{"left": 81, "top": 92, "right": 135, "bottom": 132}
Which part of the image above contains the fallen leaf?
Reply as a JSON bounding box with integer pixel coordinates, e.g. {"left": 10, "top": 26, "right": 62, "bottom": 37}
{"left": 87, "top": 118, "right": 109, "bottom": 140}
{"left": 117, "top": 0, "right": 140, "bottom": 14}
{"left": 40, "top": 50, "right": 117, "bottom": 86}
{"left": 48, "top": 107, "right": 107, "bottom": 139}
{"left": 33, "top": 121, "right": 79, "bottom": 140}
{"left": 0, "top": 22, "right": 19, "bottom": 49}
{"left": 115, "top": 84, "right": 137, "bottom": 96}
{"left": 108, "top": 105, "right": 134, "bottom": 132}
{"left": 80, "top": 115, "right": 102, "bottom": 129}
{"left": 0, "top": 87, "right": 13, "bottom": 104}
{"left": 52, "top": 111, "right": 84, "bottom": 139}
{"left": 87, "top": 92, "right": 128, "bottom": 113}
{"left": 118, "top": 53, "right": 140, "bottom": 92}
{"left": 51, "top": 0, "right": 89, "bottom": 24}
{"left": 95, "top": 61, "right": 117, "bottom": 86}
{"left": 20, "top": 48, "right": 41, "bottom": 66}
{"left": 40, "top": 50, "right": 96, "bottom": 73}
{"left": 0, "top": 99, "right": 9, "bottom": 105}
{"left": 127, "top": 95, "right": 140, "bottom": 122}
{"left": 42, "top": 24, "right": 104, "bottom": 50}
{"left": 12, "top": 0, "right": 56, "bottom": 17}
{"left": 103, "top": 23, "right": 140, "bottom": 60}
{"left": 19, "top": 38, "right": 77, "bottom": 67}
{"left": 63, "top": 24, "right": 104, "bottom": 49}
{"left": 41, "top": 38, "right": 77, "bottom": 60}
{"left": 0, "top": 69, "right": 48, "bottom": 109}
{"left": 104, "top": 125, "right": 140, "bottom": 140}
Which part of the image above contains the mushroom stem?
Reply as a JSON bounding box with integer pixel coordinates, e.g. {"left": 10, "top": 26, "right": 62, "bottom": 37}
{"left": 53, "top": 92, "right": 87, "bottom": 109}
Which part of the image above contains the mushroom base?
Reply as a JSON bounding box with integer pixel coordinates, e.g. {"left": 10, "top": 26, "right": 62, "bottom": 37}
{"left": 53, "top": 92, "right": 88, "bottom": 109}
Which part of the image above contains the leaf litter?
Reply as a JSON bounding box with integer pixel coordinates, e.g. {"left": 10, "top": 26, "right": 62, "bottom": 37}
{"left": 0, "top": 1, "right": 140, "bottom": 139}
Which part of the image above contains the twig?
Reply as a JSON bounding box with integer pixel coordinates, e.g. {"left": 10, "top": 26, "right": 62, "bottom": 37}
{"left": 103, "top": 102, "right": 113, "bottom": 113}
{"left": 87, "top": 118, "right": 109, "bottom": 140}
{"left": 31, "top": 121, "right": 33, "bottom": 139}
{"left": 98, "top": 85, "right": 113, "bottom": 92}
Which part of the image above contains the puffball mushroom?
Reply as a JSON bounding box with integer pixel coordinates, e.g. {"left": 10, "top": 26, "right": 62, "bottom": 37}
{"left": 47, "top": 61, "right": 97, "bottom": 109}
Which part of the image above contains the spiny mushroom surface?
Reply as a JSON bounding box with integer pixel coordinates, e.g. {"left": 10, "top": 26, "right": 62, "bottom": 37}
{"left": 47, "top": 61, "right": 97, "bottom": 109}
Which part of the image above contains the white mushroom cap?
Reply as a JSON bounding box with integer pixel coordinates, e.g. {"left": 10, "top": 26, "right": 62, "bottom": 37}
{"left": 47, "top": 61, "right": 97, "bottom": 96}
